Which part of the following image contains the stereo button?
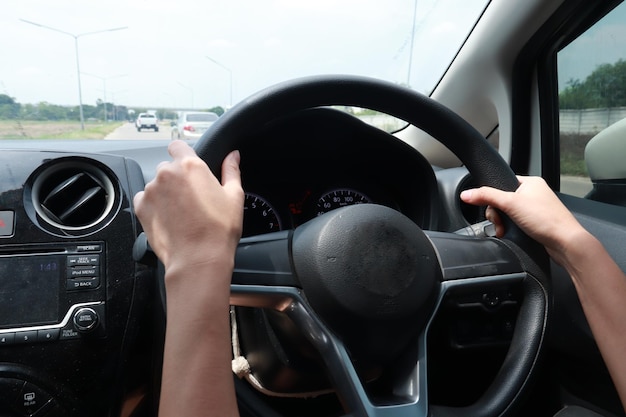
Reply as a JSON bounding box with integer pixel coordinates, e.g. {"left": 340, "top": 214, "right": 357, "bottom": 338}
{"left": 76, "top": 244, "right": 102, "bottom": 252}
{"left": 15, "top": 331, "right": 38, "bottom": 344}
{"left": 67, "top": 266, "right": 98, "bottom": 278}
{"left": 0, "top": 333, "right": 15, "bottom": 345}
{"left": 67, "top": 254, "right": 100, "bottom": 266}
{"left": 73, "top": 308, "right": 99, "bottom": 332}
{"left": 37, "top": 329, "right": 60, "bottom": 342}
{"left": 67, "top": 277, "right": 100, "bottom": 291}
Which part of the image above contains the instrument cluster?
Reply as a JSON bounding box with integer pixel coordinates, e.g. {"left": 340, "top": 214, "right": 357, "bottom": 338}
{"left": 237, "top": 107, "right": 440, "bottom": 238}
{"left": 242, "top": 187, "right": 390, "bottom": 238}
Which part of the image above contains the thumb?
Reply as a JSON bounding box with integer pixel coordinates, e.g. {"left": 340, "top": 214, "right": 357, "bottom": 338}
{"left": 221, "top": 150, "right": 243, "bottom": 193}
{"left": 460, "top": 186, "right": 511, "bottom": 211}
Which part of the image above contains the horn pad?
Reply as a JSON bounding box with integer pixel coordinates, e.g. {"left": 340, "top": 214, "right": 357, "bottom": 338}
{"left": 292, "top": 204, "right": 440, "bottom": 367}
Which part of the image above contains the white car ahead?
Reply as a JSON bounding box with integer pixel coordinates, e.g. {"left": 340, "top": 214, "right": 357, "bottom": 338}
{"left": 171, "top": 111, "right": 219, "bottom": 140}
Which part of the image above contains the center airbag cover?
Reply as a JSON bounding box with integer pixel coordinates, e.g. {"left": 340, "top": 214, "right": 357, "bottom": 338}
{"left": 292, "top": 204, "right": 440, "bottom": 365}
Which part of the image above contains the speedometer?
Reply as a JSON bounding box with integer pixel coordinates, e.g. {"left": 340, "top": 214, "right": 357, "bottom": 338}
{"left": 243, "top": 193, "right": 282, "bottom": 237}
{"left": 316, "top": 189, "right": 372, "bottom": 216}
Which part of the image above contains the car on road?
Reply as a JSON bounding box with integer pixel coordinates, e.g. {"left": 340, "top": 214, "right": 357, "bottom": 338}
{"left": 135, "top": 113, "right": 159, "bottom": 132}
{"left": 170, "top": 111, "right": 219, "bottom": 140}
{"left": 2, "top": 1, "right": 626, "bottom": 417}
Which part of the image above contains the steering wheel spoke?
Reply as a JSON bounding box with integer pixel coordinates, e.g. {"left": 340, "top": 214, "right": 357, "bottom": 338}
{"left": 426, "top": 231, "right": 524, "bottom": 280}
{"left": 233, "top": 231, "right": 299, "bottom": 287}
{"left": 230, "top": 284, "right": 431, "bottom": 417}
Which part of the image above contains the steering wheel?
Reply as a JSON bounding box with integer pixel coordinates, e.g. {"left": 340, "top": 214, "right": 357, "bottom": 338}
{"left": 194, "top": 75, "right": 550, "bottom": 417}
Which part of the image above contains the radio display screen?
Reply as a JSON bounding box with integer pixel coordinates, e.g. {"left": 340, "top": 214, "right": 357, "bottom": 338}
{"left": 0, "top": 255, "right": 62, "bottom": 328}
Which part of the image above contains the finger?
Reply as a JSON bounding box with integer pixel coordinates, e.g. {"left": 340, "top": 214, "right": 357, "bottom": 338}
{"left": 156, "top": 160, "right": 169, "bottom": 172}
{"left": 460, "top": 186, "right": 509, "bottom": 210}
{"left": 485, "top": 205, "right": 497, "bottom": 222}
{"left": 515, "top": 175, "right": 536, "bottom": 184}
{"left": 485, "top": 206, "right": 505, "bottom": 237}
{"left": 168, "top": 139, "right": 196, "bottom": 159}
{"left": 221, "top": 150, "right": 243, "bottom": 190}
{"left": 133, "top": 191, "right": 144, "bottom": 212}
{"left": 133, "top": 191, "right": 152, "bottom": 230}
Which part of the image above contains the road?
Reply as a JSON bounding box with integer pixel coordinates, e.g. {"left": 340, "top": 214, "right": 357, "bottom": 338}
{"left": 561, "top": 175, "right": 592, "bottom": 198}
{"left": 105, "top": 121, "right": 172, "bottom": 140}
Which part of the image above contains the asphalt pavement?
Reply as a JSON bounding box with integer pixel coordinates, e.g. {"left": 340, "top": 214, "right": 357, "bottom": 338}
{"left": 105, "top": 121, "right": 172, "bottom": 140}
{"left": 560, "top": 176, "right": 592, "bottom": 198}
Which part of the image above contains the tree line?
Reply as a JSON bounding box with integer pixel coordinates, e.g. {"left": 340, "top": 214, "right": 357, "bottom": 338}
{"left": 559, "top": 59, "right": 626, "bottom": 109}
{"left": 0, "top": 95, "right": 225, "bottom": 122}
{"left": 0, "top": 94, "right": 130, "bottom": 122}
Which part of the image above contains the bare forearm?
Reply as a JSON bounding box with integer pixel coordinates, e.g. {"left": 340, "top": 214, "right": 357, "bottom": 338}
{"left": 158, "top": 263, "right": 240, "bottom": 417}
{"left": 559, "top": 231, "right": 626, "bottom": 409}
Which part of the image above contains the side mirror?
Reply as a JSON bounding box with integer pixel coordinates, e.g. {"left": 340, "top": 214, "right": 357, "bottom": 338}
{"left": 170, "top": 121, "right": 177, "bottom": 127}
{"left": 584, "top": 117, "right": 626, "bottom": 206}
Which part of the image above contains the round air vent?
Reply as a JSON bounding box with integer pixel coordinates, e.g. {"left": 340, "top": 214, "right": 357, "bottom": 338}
{"left": 459, "top": 176, "right": 485, "bottom": 225}
{"left": 30, "top": 160, "right": 117, "bottom": 231}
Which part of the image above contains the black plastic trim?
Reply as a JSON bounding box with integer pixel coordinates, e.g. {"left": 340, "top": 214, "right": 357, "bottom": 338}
{"left": 511, "top": 0, "right": 622, "bottom": 186}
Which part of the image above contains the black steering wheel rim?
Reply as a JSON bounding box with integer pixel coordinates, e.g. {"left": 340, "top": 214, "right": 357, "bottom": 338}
{"left": 197, "top": 75, "right": 517, "bottom": 191}
{"left": 194, "top": 74, "right": 550, "bottom": 417}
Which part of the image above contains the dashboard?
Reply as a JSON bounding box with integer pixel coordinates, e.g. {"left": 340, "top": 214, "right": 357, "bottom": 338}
{"left": 0, "top": 107, "right": 470, "bottom": 417}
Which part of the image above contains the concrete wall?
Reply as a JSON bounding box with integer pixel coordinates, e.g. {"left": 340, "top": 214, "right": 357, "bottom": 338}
{"left": 560, "top": 107, "right": 626, "bottom": 135}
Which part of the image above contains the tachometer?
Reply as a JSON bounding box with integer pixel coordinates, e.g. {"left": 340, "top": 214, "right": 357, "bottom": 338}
{"left": 316, "top": 188, "right": 372, "bottom": 216}
{"left": 243, "top": 193, "right": 282, "bottom": 237}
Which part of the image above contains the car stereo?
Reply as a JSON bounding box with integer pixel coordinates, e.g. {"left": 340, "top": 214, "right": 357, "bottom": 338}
{"left": 0, "top": 242, "right": 106, "bottom": 345}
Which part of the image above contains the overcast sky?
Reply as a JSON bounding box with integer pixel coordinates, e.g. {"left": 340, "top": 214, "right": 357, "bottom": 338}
{"left": 4, "top": 1, "right": 624, "bottom": 111}
{"left": 1, "top": 0, "right": 489, "bottom": 110}
{"left": 557, "top": 3, "right": 626, "bottom": 90}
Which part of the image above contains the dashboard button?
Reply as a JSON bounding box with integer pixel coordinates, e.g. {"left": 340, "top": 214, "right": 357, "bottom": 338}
{"left": 66, "top": 277, "right": 100, "bottom": 291}
{"left": 67, "top": 254, "right": 100, "bottom": 266}
{"left": 73, "top": 308, "right": 99, "bottom": 332}
{"left": 37, "top": 329, "right": 60, "bottom": 342}
{"left": 17, "top": 382, "right": 54, "bottom": 416}
{"left": 67, "top": 266, "right": 98, "bottom": 278}
{"left": 15, "top": 330, "right": 38, "bottom": 344}
{"left": 76, "top": 244, "right": 102, "bottom": 252}
{"left": 0, "top": 332, "right": 15, "bottom": 345}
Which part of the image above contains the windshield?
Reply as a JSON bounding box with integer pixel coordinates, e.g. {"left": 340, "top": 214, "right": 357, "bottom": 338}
{"left": 1, "top": 0, "right": 487, "bottom": 138}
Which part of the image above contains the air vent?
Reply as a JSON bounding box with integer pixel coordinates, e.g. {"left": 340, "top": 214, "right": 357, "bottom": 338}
{"left": 459, "top": 176, "right": 485, "bottom": 225}
{"left": 31, "top": 161, "right": 117, "bottom": 231}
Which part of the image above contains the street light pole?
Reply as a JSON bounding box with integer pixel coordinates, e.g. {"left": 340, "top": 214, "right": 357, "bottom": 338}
{"left": 407, "top": 0, "right": 418, "bottom": 88}
{"left": 177, "top": 82, "right": 194, "bottom": 109}
{"left": 109, "top": 90, "right": 128, "bottom": 121}
{"left": 206, "top": 56, "right": 233, "bottom": 108}
{"left": 20, "top": 19, "right": 128, "bottom": 130}
{"left": 82, "top": 73, "right": 127, "bottom": 122}
{"left": 73, "top": 36, "right": 86, "bottom": 128}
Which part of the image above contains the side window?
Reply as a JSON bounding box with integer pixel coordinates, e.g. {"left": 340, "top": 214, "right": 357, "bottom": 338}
{"left": 557, "top": 3, "right": 626, "bottom": 205}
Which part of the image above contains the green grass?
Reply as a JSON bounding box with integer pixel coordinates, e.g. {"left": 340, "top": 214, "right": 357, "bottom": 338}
{"left": 560, "top": 133, "right": 593, "bottom": 177}
{"left": 0, "top": 120, "right": 123, "bottom": 140}
{"left": 560, "top": 153, "right": 588, "bottom": 176}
